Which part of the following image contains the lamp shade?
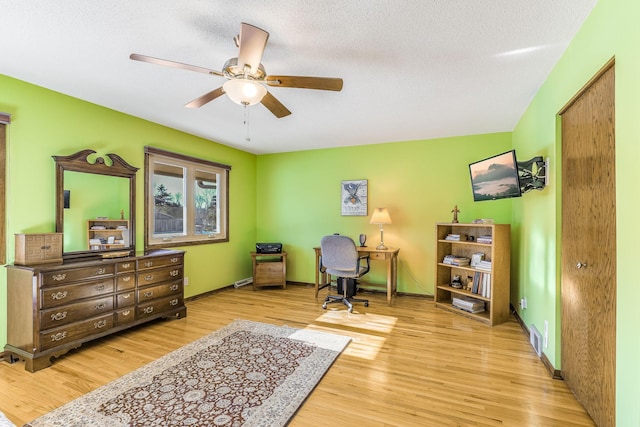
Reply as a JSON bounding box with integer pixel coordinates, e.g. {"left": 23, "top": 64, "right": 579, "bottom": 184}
{"left": 369, "top": 207, "right": 392, "bottom": 225}
{"left": 223, "top": 79, "right": 267, "bottom": 106}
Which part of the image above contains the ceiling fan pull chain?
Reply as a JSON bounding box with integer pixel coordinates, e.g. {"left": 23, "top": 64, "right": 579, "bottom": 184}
{"left": 244, "top": 105, "right": 251, "bottom": 142}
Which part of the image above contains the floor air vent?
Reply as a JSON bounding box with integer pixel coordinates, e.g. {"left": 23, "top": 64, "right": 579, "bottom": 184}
{"left": 529, "top": 325, "right": 543, "bottom": 357}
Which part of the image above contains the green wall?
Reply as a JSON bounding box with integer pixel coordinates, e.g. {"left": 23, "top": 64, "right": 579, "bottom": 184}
{"left": 256, "top": 134, "right": 513, "bottom": 294}
{"left": 511, "top": 0, "right": 640, "bottom": 424}
{"left": 0, "top": 74, "right": 258, "bottom": 348}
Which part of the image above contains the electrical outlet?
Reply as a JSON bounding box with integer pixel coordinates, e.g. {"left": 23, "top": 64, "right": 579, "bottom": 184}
{"left": 520, "top": 297, "right": 527, "bottom": 309}
{"left": 544, "top": 320, "right": 549, "bottom": 348}
{"left": 184, "top": 277, "right": 189, "bottom": 286}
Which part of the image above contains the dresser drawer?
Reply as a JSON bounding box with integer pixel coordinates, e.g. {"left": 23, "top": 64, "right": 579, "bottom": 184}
{"left": 137, "top": 266, "right": 183, "bottom": 287}
{"left": 41, "top": 278, "right": 114, "bottom": 309}
{"left": 117, "top": 291, "right": 135, "bottom": 307}
{"left": 42, "top": 264, "right": 115, "bottom": 287}
{"left": 116, "top": 260, "right": 135, "bottom": 273}
{"left": 116, "top": 273, "right": 136, "bottom": 291}
{"left": 40, "top": 296, "right": 114, "bottom": 330}
{"left": 137, "top": 280, "right": 183, "bottom": 302}
{"left": 39, "top": 313, "right": 114, "bottom": 351}
{"left": 137, "top": 254, "right": 183, "bottom": 271}
{"left": 116, "top": 308, "right": 135, "bottom": 325}
{"left": 137, "top": 295, "right": 184, "bottom": 319}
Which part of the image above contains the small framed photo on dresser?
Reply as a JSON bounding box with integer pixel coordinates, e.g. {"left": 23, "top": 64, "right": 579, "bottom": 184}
{"left": 341, "top": 179, "right": 368, "bottom": 216}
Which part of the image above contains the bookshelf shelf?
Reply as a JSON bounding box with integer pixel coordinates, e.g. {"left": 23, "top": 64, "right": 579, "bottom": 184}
{"left": 434, "top": 222, "right": 511, "bottom": 326}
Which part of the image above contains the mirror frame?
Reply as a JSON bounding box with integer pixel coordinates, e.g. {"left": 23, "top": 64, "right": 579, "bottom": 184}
{"left": 54, "top": 149, "right": 138, "bottom": 260}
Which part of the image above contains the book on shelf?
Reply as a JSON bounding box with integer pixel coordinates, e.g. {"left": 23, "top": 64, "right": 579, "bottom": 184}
{"left": 442, "top": 255, "right": 470, "bottom": 266}
{"left": 445, "top": 234, "right": 461, "bottom": 241}
{"left": 452, "top": 296, "right": 485, "bottom": 313}
{"left": 476, "top": 235, "right": 493, "bottom": 244}
{"left": 476, "top": 260, "right": 492, "bottom": 271}
{"left": 470, "top": 271, "right": 491, "bottom": 296}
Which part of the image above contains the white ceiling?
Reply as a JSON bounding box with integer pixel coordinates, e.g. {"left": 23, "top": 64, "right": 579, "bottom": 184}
{"left": 1, "top": 1, "right": 597, "bottom": 155}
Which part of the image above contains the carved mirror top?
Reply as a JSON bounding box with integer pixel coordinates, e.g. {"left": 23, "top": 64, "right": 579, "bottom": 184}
{"left": 54, "top": 149, "right": 138, "bottom": 259}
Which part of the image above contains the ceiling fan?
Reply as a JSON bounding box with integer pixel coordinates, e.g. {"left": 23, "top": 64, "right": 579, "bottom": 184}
{"left": 130, "top": 23, "right": 343, "bottom": 118}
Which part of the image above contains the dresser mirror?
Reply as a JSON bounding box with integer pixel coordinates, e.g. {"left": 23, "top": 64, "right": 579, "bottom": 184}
{"left": 54, "top": 149, "right": 138, "bottom": 259}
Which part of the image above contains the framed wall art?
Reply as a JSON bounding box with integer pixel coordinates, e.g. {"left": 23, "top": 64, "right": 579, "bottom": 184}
{"left": 341, "top": 179, "right": 368, "bottom": 216}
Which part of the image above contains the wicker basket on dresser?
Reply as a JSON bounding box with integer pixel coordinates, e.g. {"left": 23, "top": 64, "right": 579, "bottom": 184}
{"left": 4, "top": 249, "right": 186, "bottom": 372}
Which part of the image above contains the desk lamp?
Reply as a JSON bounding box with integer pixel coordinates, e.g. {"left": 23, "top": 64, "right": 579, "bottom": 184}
{"left": 370, "top": 207, "right": 392, "bottom": 250}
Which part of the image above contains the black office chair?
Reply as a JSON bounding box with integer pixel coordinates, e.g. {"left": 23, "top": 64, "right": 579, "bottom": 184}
{"left": 319, "top": 235, "right": 370, "bottom": 313}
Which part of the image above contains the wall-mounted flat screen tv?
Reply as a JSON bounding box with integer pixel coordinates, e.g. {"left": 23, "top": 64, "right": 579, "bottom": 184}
{"left": 469, "top": 150, "right": 522, "bottom": 201}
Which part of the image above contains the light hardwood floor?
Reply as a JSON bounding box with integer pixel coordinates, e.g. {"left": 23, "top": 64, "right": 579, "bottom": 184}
{"left": 0, "top": 284, "right": 594, "bottom": 426}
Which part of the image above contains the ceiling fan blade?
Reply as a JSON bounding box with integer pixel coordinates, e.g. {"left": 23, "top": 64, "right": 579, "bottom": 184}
{"left": 237, "top": 23, "right": 269, "bottom": 75}
{"left": 261, "top": 91, "right": 291, "bottom": 118}
{"left": 185, "top": 87, "right": 225, "bottom": 108}
{"left": 130, "top": 53, "right": 223, "bottom": 77}
{"left": 265, "top": 76, "right": 343, "bottom": 91}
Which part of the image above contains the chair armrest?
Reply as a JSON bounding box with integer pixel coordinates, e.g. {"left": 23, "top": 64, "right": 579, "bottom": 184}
{"left": 356, "top": 254, "right": 370, "bottom": 276}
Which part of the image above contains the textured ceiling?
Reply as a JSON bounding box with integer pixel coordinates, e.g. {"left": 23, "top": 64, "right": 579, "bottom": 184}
{"left": 1, "top": 1, "right": 597, "bottom": 154}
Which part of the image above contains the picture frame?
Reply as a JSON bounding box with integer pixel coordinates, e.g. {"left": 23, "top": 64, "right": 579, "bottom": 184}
{"left": 341, "top": 179, "right": 368, "bottom": 216}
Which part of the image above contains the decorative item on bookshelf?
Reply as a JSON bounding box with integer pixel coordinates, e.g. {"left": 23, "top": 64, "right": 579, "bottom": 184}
{"left": 451, "top": 205, "right": 460, "bottom": 223}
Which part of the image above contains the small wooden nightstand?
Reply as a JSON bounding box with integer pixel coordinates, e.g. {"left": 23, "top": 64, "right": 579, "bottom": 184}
{"left": 250, "top": 251, "right": 287, "bottom": 290}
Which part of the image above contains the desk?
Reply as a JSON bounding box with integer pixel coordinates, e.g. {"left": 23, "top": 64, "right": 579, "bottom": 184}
{"left": 313, "top": 246, "right": 399, "bottom": 305}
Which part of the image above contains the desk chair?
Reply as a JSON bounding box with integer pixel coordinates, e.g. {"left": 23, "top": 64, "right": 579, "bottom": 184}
{"left": 320, "top": 235, "right": 370, "bottom": 313}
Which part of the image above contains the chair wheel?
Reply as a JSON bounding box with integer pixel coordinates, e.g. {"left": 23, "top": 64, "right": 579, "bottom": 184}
{"left": 348, "top": 307, "right": 353, "bottom": 313}
{"left": 322, "top": 303, "right": 327, "bottom": 309}
{"left": 364, "top": 302, "right": 369, "bottom": 307}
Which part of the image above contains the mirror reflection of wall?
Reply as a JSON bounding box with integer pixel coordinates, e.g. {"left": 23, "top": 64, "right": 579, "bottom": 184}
{"left": 63, "top": 171, "right": 130, "bottom": 252}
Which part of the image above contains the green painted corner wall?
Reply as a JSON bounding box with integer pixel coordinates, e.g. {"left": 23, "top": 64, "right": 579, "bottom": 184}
{"left": 0, "top": 74, "right": 258, "bottom": 348}
{"left": 255, "top": 133, "right": 513, "bottom": 295}
{"left": 511, "top": 0, "right": 640, "bottom": 424}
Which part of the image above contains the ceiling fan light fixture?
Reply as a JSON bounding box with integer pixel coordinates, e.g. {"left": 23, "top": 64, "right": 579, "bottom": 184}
{"left": 223, "top": 79, "right": 266, "bottom": 106}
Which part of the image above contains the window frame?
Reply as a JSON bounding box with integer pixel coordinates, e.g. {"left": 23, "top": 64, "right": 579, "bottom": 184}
{"left": 0, "top": 114, "right": 9, "bottom": 264}
{"left": 144, "top": 146, "right": 230, "bottom": 249}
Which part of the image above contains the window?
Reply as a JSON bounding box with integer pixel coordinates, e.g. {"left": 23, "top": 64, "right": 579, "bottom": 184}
{"left": 144, "top": 147, "right": 230, "bottom": 248}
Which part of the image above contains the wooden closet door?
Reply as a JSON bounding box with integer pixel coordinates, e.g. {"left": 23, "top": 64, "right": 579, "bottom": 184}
{"left": 560, "top": 61, "right": 616, "bottom": 427}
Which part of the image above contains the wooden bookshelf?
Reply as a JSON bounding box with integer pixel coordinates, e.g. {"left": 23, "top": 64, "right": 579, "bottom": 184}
{"left": 88, "top": 219, "right": 129, "bottom": 250}
{"left": 434, "top": 222, "right": 510, "bottom": 326}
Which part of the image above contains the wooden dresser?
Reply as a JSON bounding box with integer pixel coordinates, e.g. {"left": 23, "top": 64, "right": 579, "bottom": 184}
{"left": 5, "top": 249, "right": 186, "bottom": 372}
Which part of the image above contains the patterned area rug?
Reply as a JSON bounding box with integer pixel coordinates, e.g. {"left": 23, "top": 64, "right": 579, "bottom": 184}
{"left": 25, "top": 320, "right": 351, "bottom": 427}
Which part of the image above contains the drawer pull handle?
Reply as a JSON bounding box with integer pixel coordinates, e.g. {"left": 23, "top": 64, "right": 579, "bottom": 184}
{"left": 51, "top": 274, "right": 67, "bottom": 281}
{"left": 144, "top": 275, "right": 153, "bottom": 281}
{"left": 94, "top": 319, "right": 107, "bottom": 329}
{"left": 52, "top": 291, "right": 68, "bottom": 300}
{"left": 143, "top": 291, "right": 153, "bottom": 298}
{"left": 171, "top": 257, "right": 179, "bottom": 263}
{"left": 169, "top": 298, "right": 179, "bottom": 306}
{"left": 144, "top": 261, "right": 154, "bottom": 267}
{"left": 51, "top": 311, "right": 67, "bottom": 321}
{"left": 143, "top": 306, "right": 154, "bottom": 314}
{"left": 121, "top": 263, "right": 131, "bottom": 268}
{"left": 122, "top": 293, "right": 132, "bottom": 299}
{"left": 51, "top": 331, "right": 67, "bottom": 342}
{"left": 170, "top": 284, "right": 179, "bottom": 291}
{"left": 96, "top": 268, "right": 107, "bottom": 275}
{"left": 95, "top": 303, "right": 106, "bottom": 310}
{"left": 170, "top": 270, "right": 179, "bottom": 277}
{"left": 121, "top": 276, "right": 131, "bottom": 282}
{"left": 122, "top": 310, "right": 131, "bottom": 316}
{"left": 95, "top": 284, "right": 106, "bottom": 291}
